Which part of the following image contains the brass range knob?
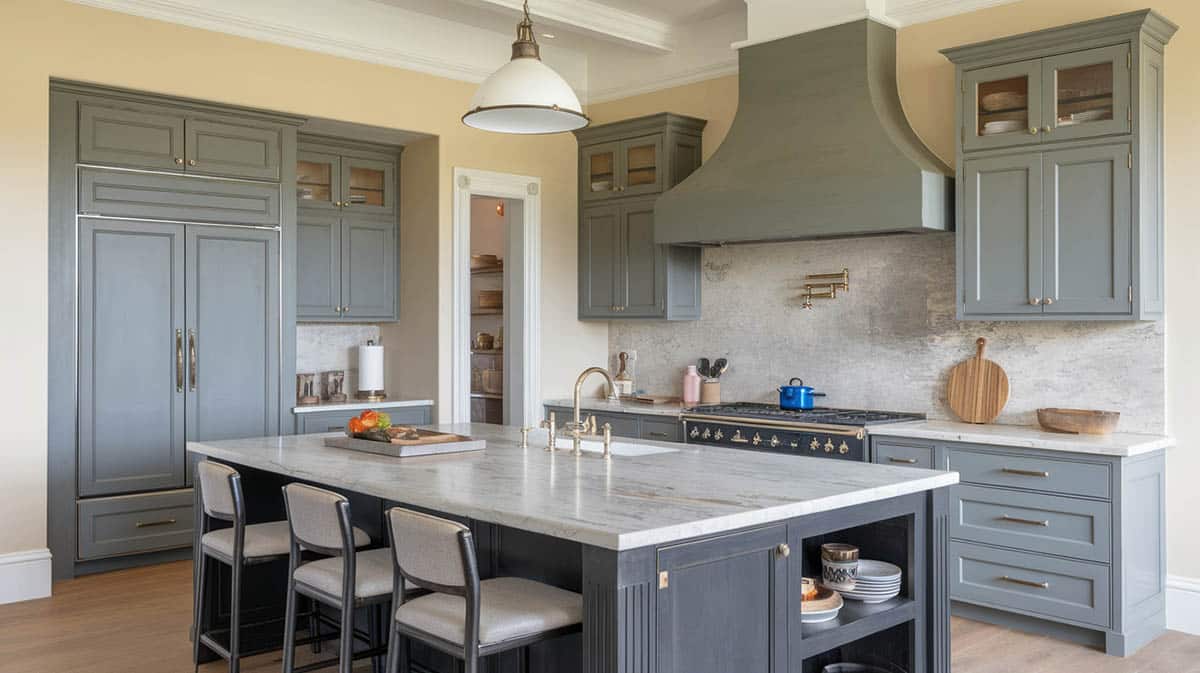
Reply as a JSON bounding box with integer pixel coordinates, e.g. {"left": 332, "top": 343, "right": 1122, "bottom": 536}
{"left": 752, "top": 433, "right": 762, "bottom": 446}
{"left": 769, "top": 435, "right": 780, "bottom": 448}
{"left": 713, "top": 429, "right": 724, "bottom": 441}
{"left": 838, "top": 441, "right": 850, "bottom": 455}
{"left": 824, "top": 439, "right": 835, "bottom": 453}
{"left": 809, "top": 438, "right": 820, "bottom": 451}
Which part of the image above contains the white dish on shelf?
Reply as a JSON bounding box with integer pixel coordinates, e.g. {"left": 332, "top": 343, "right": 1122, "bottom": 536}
{"left": 981, "top": 120, "right": 1024, "bottom": 135}
{"left": 839, "top": 589, "right": 900, "bottom": 604}
{"left": 857, "top": 560, "right": 902, "bottom": 581}
{"left": 801, "top": 607, "right": 841, "bottom": 624}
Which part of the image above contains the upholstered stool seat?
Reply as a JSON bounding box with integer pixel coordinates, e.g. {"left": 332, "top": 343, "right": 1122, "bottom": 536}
{"left": 203, "top": 521, "right": 369, "bottom": 561}
{"left": 395, "top": 576, "right": 582, "bottom": 647}
{"left": 295, "top": 547, "right": 394, "bottom": 600}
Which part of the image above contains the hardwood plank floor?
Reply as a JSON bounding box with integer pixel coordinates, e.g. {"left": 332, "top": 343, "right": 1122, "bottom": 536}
{"left": 0, "top": 560, "right": 1197, "bottom": 672}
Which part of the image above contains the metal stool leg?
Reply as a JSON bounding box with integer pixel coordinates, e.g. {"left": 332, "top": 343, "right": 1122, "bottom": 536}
{"left": 309, "top": 598, "right": 322, "bottom": 654}
{"left": 228, "top": 560, "right": 242, "bottom": 673}
{"left": 339, "top": 603, "right": 355, "bottom": 673}
{"left": 192, "top": 553, "right": 207, "bottom": 673}
{"left": 384, "top": 623, "right": 399, "bottom": 673}
{"left": 281, "top": 579, "right": 298, "bottom": 673}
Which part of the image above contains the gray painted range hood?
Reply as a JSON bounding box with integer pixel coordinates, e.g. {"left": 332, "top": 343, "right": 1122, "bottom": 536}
{"left": 654, "top": 19, "right": 953, "bottom": 246}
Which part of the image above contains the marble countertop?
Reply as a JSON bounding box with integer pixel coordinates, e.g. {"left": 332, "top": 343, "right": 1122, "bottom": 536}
{"left": 188, "top": 423, "right": 957, "bottom": 550}
{"left": 293, "top": 399, "right": 434, "bottom": 414}
{"left": 869, "top": 420, "right": 1173, "bottom": 457}
{"left": 543, "top": 398, "right": 687, "bottom": 417}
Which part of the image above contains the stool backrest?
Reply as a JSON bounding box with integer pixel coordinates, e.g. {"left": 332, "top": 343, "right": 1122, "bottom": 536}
{"left": 282, "top": 483, "right": 354, "bottom": 556}
{"left": 385, "top": 507, "right": 476, "bottom": 591}
{"left": 196, "top": 461, "right": 241, "bottom": 522}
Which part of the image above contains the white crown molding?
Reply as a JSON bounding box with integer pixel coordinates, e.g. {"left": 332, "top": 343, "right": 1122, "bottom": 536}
{"left": 0, "top": 548, "right": 51, "bottom": 605}
{"left": 587, "top": 58, "right": 739, "bottom": 104}
{"left": 471, "top": 0, "right": 674, "bottom": 53}
{"left": 885, "top": 0, "right": 1022, "bottom": 27}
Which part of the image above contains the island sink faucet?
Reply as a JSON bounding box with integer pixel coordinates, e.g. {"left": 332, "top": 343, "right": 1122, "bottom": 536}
{"left": 566, "top": 366, "right": 619, "bottom": 456}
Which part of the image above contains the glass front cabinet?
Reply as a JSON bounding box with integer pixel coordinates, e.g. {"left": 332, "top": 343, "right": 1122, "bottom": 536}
{"left": 946, "top": 10, "right": 1175, "bottom": 321}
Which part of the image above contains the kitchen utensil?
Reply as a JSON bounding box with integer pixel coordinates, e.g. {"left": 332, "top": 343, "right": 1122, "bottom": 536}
{"left": 821, "top": 543, "right": 859, "bottom": 563}
{"left": 700, "top": 380, "right": 721, "bottom": 405}
{"left": 712, "top": 358, "right": 728, "bottom": 378}
{"left": 698, "top": 358, "right": 711, "bottom": 378}
{"left": 778, "top": 378, "right": 827, "bottom": 411}
{"left": 946, "top": 338, "right": 1009, "bottom": 424}
{"left": 1037, "top": 408, "right": 1120, "bottom": 435}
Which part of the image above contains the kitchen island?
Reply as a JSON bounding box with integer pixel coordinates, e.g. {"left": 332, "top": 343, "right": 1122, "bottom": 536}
{"left": 188, "top": 424, "right": 958, "bottom": 673}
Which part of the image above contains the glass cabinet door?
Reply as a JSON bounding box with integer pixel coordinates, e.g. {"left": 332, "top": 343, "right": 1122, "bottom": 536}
{"left": 1042, "top": 44, "right": 1130, "bottom": 142}
{"left": 963, "top": 60, "right": 1043, "bottom": 152}
{"left": 296, "top": 151, "right": 340, "bottom": 210}
{"left": 620, "top": 134, "right": 665, "bottom": 197}
{"left": 582, "top": 142, "right": 619, "bottom": 201}
{"left": 340, "top": 157, "right": 396, "bottom": 216}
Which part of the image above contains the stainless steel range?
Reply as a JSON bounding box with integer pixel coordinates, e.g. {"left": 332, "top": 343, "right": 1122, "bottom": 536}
{"left": 681, "top": 403, "right": 925, "bottom": 461}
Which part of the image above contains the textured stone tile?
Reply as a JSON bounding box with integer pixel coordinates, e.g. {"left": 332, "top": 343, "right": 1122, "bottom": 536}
{"left": 296, "top": 324, "right": 381, "bottom": 394}
{"left": 610, "top": 234, "right": 1164, "bottom": 433}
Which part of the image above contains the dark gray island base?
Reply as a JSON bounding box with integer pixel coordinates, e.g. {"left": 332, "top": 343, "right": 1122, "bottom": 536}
{"left": 189, "top": 425, "right": 956, "bottom": 673}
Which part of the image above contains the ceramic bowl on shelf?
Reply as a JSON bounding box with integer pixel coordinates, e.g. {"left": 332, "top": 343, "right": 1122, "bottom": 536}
{"left": 801, "top": 584, "right": 844, "bottom": 624}
{"left": 822, "top": 557, "right": 858, "bottom": 590}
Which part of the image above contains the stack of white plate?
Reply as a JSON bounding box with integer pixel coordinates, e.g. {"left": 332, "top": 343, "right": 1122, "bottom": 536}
{"left": 838, "top": 560, "right": 901, "bottom": 603}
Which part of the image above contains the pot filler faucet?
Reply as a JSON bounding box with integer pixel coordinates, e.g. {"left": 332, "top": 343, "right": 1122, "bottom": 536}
{"left": 539, "top": 367, "right": 619, "bottom": 457}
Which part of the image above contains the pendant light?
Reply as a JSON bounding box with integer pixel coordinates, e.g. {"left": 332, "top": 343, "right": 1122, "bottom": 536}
{"left": 462, "top": 1, "right": 589, "bottom": 134}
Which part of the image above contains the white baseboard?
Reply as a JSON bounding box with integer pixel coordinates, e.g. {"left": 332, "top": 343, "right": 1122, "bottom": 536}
{"left": 0, "top": 548, "right": 52, "bottom": 605}
{"left": 1168, "top": 575, "right": 1200, "bottom": 635}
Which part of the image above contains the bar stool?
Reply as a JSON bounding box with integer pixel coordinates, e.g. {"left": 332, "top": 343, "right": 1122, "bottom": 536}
{"left": 193, "top": 462, "right": 371, "bottom": 673}
{"left": 281, "top": 483, "right": 394, "bottom": 673}
{"left": 382, "top": 507, "right": 584, "bottom": 673}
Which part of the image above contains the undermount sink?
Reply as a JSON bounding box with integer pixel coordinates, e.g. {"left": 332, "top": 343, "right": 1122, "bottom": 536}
{"left": 525, "top": 429, "right": 678, "bottom": 456}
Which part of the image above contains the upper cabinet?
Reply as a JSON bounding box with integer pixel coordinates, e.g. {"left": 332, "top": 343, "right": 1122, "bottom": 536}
{"left": 945, "top": 10, "right": 1176, "bottom": 321}
{"left": 574, "top": 113, "right": 706, "bottom": 321}
{"left": 295, "top": 137, "right": 401, "bottom": 322}
{"left": 78, "top": 101, "right": 282, "bottom": 181}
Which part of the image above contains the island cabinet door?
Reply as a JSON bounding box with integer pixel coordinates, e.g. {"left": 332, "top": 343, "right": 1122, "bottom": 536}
{"left": 657, "top": 525, "right": 789, "bottom": 673}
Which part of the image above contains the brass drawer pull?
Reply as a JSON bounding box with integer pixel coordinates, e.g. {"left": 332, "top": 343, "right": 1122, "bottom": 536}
{"left": 1001, "top": 467, "right": 1049, "bottom": 478}
{"left": 888, "top": 457, "right": 919, "bottom": 464}
{"left": 175, "top": 329, "right": 184, "bottom": 392}
{"left": 647, "top": 431, "right": 669, "bottom": 439}
{"left": 998, "top": 514, "right": 1050, "bottom": 527}
{"left": 998, "top": 575, "right": 1049, "bottom": 589}
{"left": 135, "top": 518, "right": 177, "bottom": 528}
{"left": 188, "top": 329, "right": 198, "bottom": 391}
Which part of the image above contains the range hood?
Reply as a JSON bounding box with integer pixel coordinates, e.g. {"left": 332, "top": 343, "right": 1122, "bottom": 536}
{"left": 654, "top": 18, "right": 953, "bottom": 246}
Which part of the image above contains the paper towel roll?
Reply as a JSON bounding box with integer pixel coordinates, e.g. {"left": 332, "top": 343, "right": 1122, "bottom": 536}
{"left": 358, "top": 344, "right": 385, "bottom": 392}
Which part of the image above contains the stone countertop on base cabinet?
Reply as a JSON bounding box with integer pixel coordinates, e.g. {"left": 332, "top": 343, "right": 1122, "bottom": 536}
{"left": 293, "top": 399, "right": 434, "bottom": 414}
{"left": 543, "top": 397, "right": 687, "bottom": 417}
{"left": 870, "top": 420, "right": 1173, "bottom": 457}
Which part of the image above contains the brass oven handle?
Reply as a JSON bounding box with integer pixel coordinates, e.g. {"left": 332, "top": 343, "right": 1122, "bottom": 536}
{"left": 175, "top": 329, "right": 184, "bottom": 392}
{"left": 888, "top": 457, "right": 919, "bottom": 464}
{"left": 136, "top": 518, "right": 177, "bottom": 528}
{"left": 998, "top": 514, "right": 1050, "bottom": 527}
{"left": 647, "top": 431, "right": 670, "bottom": 439}
{"left": 730, "top": 435, "right": 749, "bottom": 444}
{"left": 1001, "top": 467, "right": 1049, "bottom": 478}
{"left": 188, "top": 329, "right": 197, "bottom": 391}
{"left": 998, "top": 575, "right": 1049, "bottom": 589}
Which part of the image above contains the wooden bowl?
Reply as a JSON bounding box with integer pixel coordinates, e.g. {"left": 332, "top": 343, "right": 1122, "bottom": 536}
{"left": 478, "top": 289, "right": 503, "bottom": 309}
{"left": 1036, "top": 408, "right": 1120, "bottom": 435}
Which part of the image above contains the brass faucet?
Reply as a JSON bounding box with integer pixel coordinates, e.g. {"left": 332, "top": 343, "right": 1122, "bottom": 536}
{"left": 568, "top": 367, "right": 619, "bottom": 456}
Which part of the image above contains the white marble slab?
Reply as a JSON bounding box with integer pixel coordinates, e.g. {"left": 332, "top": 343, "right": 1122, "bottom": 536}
{"left": 293, "top": 399, "right": 434, "bottom": 414}
{"left": 188, "top": 423, "right": 957, "bottom": 551}
{"left": 870, "top": 420, "right": 1173, "bottom": 457}
{"left": 543, "top": 398, "right": 686, "bottom": 417}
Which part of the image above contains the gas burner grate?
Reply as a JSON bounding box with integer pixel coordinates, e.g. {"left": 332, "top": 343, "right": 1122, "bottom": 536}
{"left": 685, "top": 402, "right": 924, "bottom": 426}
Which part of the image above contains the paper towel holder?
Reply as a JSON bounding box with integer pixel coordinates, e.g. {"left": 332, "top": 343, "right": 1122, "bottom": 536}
{"left": 356, "top": 339, "right": 387, "bottom": 402}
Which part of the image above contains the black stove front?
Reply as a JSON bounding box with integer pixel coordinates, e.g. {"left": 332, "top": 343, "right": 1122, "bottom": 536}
{"left": 681, "top": 403, "right": 924, "bottom": 461}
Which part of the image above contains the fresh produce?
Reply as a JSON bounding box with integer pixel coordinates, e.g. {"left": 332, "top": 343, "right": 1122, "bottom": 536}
{"left": 347, "top": 417, "right": 365, "bottom": 434}
{"left": 376, "top": 411, "right": 392, "bottom": 430}
{"left": 359, "top": 410, "right": 380, "bottom": 429}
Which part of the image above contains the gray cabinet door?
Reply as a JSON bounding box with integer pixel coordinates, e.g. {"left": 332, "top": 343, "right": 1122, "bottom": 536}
{"left": 79, "top": 167, "right": 280, "bottom": 227}
{"left": 78, "top": 219, "right": 186, "bottom": 496}
{"left": 962, "top": 154, "right": 1044, "bottom": 315}
{"left": 297, "top": 150, "right": 342, "bottom": 211}
{"left": 340, "top": 156, "right": 396, "bottom": 216}
{"left": 657, "top": 525, "right": 788, "bottom": 673}
{"left": 962, "top": 60, "right": 1044, "bottom": 152}
{"left": 1041, "top": 143, "right": 1132, "bottom": 315}
{"left": 185, "top": 226, "right": 280, "bottom": 443}
{"left": 579, "top": 205, "right": 621, "bottom": 318}
{"left": 296, "top": 214, "right": 342, "bottom": 319}
{"left": 78, "top": 103, "right": 186, "bottom": 171}
{"left": 340, "top": 218, "right": 397, "bottom": 320}
{"left": 184, "top": 118, "right": 282, "bottom": 181}
{"left": 1041, "top": 44, "right": 1131, "bottom": 143}
{"left": 621, "top": 198, "right": 666, "bottom": 317}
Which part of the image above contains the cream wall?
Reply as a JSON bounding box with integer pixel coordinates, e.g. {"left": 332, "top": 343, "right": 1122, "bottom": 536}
{"left": 0, "top": 0, "right": 608, "bottom": 557}
{"left": 590, "top": 1, "right": 1199, "bottom": 579}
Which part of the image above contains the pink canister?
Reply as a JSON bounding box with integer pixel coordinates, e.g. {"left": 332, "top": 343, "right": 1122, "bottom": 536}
{"left": 682, "top": 365, "right": 702, "bottom": 405}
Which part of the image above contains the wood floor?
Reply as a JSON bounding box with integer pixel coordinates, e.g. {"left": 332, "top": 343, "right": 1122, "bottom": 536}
{"left": 1, "top": 560, "right": 1198, "bottom": 672}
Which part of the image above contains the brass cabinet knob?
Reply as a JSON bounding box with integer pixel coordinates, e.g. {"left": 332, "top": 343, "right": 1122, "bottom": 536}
{"left": 1029, "top": 297, "right": 1041, "bottom": 305}
{"left": 174, "top": 157, "right": 184, "bottom": 165}
{"left": 617, "top": 185, "right": 626, "bottom": 192}
{"left": 187, "top": 159, "right": 196, "bottom": 166}
{"left": 1028, "top": 127, "right": 1039, "bottom": 135}
{"left": 776, "top": 543, "right": 791, "bottom": 558}
{"left": 1042, "top": 126, "right": 1052, "bottom": 133}
{"left": 1043, "top": 297, "right": 1055, "bottom": 305}
{"left": 343, "top": 305, "right": 350, "bottom": 313}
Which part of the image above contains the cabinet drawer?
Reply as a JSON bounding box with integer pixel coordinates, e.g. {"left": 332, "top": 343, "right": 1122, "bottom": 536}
{"left": 951, "top": 485, "right": 1111, "bottom": 562}
{"left": 77, "top": 489, "right": 194, "bottom": 560}
{"left": 80, "top": 167, "right": 280, "bottom": 226}
{"left": 950, "top": 541, "right": 1110, "bottom": 628}
{"left": 591, "top": 412, "right": 640, "bottom": 439}
{"left": 641, "top": 417, "right": 682, "bottom": 443}
{"left": 873, "top": 439, "right": 935, "bottom": 469}
{"left": 947, "top": 446, "right": 1110, "bottom": 499}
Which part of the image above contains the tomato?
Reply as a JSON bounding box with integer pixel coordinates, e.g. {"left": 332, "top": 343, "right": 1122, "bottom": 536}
{"left": 347, "top": 417, "right": 365, "bottom": 434}
{"left": 360, "top": 410, "right": 380, "bottom": 429}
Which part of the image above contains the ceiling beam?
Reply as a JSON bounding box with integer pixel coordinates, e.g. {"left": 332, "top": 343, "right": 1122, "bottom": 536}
{"left": 467, "top": 0, "right": 674, "bottom": 54}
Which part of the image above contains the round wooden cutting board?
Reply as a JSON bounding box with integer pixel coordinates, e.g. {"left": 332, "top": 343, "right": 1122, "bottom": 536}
{"left": 946, "top": 337, "right": 1009, "bottom": 424}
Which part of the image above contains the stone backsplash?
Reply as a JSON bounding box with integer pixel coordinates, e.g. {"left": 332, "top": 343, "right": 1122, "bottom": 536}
{"left": 609, "top": 233, "right": 1165, "bottom": 433}
{"left": 296, "top": 324, "right": 381, "bottom": 395}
